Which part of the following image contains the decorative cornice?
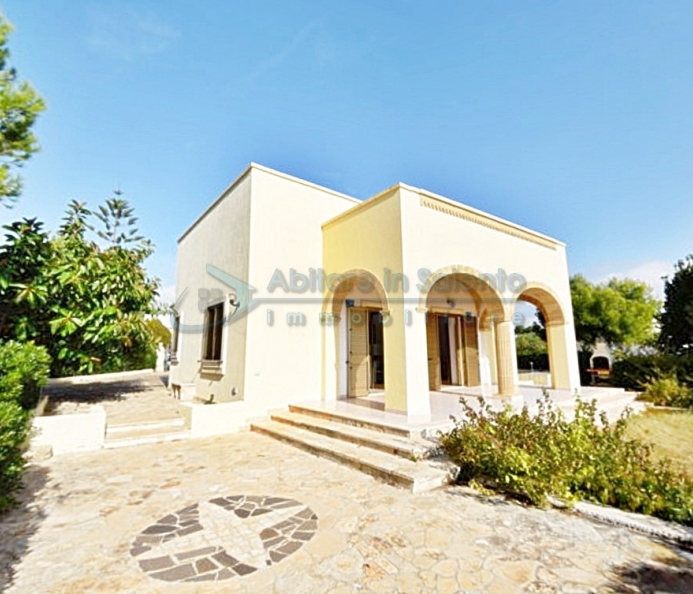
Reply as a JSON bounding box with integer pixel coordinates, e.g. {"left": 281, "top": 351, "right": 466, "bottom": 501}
{"left": 419, "top": 195, "right": 559, "bottom": 250}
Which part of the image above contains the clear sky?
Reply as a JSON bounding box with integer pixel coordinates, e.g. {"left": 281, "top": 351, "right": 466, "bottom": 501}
{"left": 1, "top": 0, "right": 692, "bottom": 303}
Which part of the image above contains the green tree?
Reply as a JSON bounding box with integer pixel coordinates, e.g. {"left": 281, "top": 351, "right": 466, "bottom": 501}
{"left": 515, "top": 329, "right": 548, "bottom": 358}
{"left": 0, "top": 15, "right": 44, "bottom": 205}
{"left": 147, "top": 318, "right": 171, "bottom": 347}
{"left": 0, "top": 194, "right": 160, "bottom": 376}
{"left": 514, "top": 325, "right": 549, "bottom": 371}
{"left": 0, "top": 218, "right": 52, "bottom": 342}
{"left": 570, "top": 274, "right": 660, "bottom": 354}
{"left": 659, "top": 256, "right": 693, "bottom": 355}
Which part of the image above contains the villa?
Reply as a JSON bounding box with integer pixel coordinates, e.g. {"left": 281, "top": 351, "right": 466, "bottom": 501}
{"left": 169, "top": 163, "right": 584, "bottom": 437}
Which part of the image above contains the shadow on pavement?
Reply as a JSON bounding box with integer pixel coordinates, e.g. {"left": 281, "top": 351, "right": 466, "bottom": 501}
{"left": 0, "top": 464, "right": 49, "bottom": 591}
{"left": 606, "top": 550, "right": 693, "bottom": 593}
{"left": 44, "top": 374, "right": 168, "bottom": 408}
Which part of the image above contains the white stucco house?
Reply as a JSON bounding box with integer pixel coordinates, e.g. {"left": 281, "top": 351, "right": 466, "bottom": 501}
{"left": 169, "top": 163, "right": 581, "bottom": 434}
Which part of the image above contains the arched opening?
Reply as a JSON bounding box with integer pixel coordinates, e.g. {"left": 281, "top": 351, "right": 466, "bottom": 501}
{"left": 514, "top": 285, "right": 569, "bottom": 389}
{"left": 513, "top": 299, "right": 550, "bottom": 385}
{"left": 325, "top": 270, "right": 389, "bottom": 398}
{"left": 591, "top": 355, "right": 610, "bottom": 370}
{"left": 422, "top": 270, "right": 504, "bottom": 391}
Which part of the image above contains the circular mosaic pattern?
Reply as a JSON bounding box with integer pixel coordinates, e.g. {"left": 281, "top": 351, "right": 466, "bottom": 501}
{"left": 130, "top": 495, "right": 318, "bottom": 583}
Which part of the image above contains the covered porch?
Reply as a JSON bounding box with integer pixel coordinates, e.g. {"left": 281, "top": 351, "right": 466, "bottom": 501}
{"left": 321, "top": 266, "right": 581, "bottom": 419}
{"left": 302, "top": 383, "right": 642, "bottom": 435}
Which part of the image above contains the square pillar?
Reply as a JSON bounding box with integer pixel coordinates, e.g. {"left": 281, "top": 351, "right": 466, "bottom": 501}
{"left": 546, "top": 322, "right": 581, "bottom": 392}
{"left": 478, "top": 324, "right": 497, "bottom": 387}
{"left": 320, "top": 312, "right": 340, "bottom": 401}
{"left": 382, "top": 304, "right": 431, "bottom": 417}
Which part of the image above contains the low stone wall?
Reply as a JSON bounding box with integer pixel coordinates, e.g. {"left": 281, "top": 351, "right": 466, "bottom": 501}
{"left": 518, "top": 371, "right": 551, "bottom": 387}
{"left": 180, "top": 401, "right": 248, "bottom": 437}
{"left": 32, "top": 406, "right": 106, "bottom": 455}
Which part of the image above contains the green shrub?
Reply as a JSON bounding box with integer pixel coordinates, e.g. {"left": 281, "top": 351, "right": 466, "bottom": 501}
{"left": 640, "top": 375, "right": 693, "bottom": 408}
{"left": 440, "top": 394, "right": 693, "bottom": 526}
{"left": 0, "top": 340, "right": 50, "bottom": 513}
{"left": 611, "top": 353, "right": 663, "bottom": 391}
{"left": 610, "top": 352, "right": 693, "bottom": 392}
{"left": 0, "top": 340, "right": 51, "bottom": 410}
{"left": 0, "top": 401, "right": 30, "bottom": 512}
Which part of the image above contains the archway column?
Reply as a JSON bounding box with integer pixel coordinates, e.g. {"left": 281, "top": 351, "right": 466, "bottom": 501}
{"left": 478, "top": 321, "right": 497, "bottom": 386}
{"left": 494, "top": 319, "right": 519, "bottom": 396}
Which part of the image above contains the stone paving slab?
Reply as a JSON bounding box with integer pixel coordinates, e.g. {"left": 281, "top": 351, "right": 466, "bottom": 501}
{"left": 2, "top": 432, "right": 693, "bottom": 593}
{"left": 44, "top": 371, "right": 182, "bottom": 426}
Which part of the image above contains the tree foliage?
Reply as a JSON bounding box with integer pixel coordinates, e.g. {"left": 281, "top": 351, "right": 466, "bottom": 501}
{"left": 570, "top": 275, "right": 660, "bottom": 353}
{"left": 515, "top": 325, "right": 549, "bottom": 371}
{"left": 515, "top": 327, "right": 547, "bottom": 358}
{"left": 659, "top": 256, "right": 693, "bottom": 355}
{"left": 147, "top": 318, "right": 171, "bottom": 347}
{"left": 0, "top": 15, "right": 44, "bottom": 205}
{"left": 0, "top": 194, "right": 160, "bottom": 376}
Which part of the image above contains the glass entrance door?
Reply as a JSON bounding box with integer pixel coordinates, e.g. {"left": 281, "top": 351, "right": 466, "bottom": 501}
{"left": 368, "top": 310, "right": 385, "bottom": 389}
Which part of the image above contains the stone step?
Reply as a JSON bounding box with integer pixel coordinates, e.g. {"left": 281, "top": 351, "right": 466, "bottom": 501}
{"left": 288, "top": 402, "right": 452, "bottom": 438}
{"left": 251, "top": 419, "right": 454, "bottom": 493}
{"left": 104, "top": 429, "right": 191, "bottom": 449}
{"left": 106, "top": 417, "right": 185, "bottom": 436}
{"left": 270, "top": 410, "right": 438, "bottom": 460}
{"left": 104, "top": 421, "right": 190, "bottom": 448}
{"left": 554, "top": 390, "right": 644, "bottom": 423}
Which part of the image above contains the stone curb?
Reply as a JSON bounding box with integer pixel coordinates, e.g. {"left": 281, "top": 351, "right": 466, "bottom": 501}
{"left": 548, "top": 496, "right": 693, "bottom": 547}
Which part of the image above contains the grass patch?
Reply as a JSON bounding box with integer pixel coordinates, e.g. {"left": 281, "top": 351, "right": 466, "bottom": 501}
{"left": 626, "top": 409, "right": 693, "bottom": 478}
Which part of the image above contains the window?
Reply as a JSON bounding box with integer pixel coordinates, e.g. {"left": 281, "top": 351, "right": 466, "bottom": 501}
{"left": 203, "top": 302, "right": 224, "bottom": 362}
{"left": 170, "top": 314, "right": 181, "bottom": 363}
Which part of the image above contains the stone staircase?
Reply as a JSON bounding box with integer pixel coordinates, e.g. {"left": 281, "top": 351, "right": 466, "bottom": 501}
{"left": 104, "top": 417, "right": 191, "bottom": 449}
{"left": 251, "top": 404, "right": 455, "bottom": 493}
{"left": 553, "top": 387, "right": 645, "bottom": 423}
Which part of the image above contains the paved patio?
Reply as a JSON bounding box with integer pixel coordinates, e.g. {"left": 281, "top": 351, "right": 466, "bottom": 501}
{"left": 2, "top": 431, "right": 693, "bottom": 593}
{"left": 44, "top": 372, "right": 182, "bottom": 426}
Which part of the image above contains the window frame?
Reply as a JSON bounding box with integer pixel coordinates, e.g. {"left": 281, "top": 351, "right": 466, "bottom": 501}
{"left": 202, "top": 301, "right": 224, "bottom": 364}
{"left": 170, "top": 313, "right": 181, "bottom": 364}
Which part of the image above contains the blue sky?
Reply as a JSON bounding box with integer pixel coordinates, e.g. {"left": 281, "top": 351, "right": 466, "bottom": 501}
{"left": 1, "top": 0, "right": 692, "bottom": 303}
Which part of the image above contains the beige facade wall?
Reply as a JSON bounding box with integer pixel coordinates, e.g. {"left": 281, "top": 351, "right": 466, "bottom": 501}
{"left": 321, "top": 189, "right": 431, "bottom": 414}
{"left": 171, "top": 164, "right": 357, "bottom": 416}
{"left": 169, "top": 169, "right": 252, "bottom": 403}
{"left": 241, "top": 167, "right": 358, "bottom": 417}
{"left": 398, "top": 185, "right": 580, "bottom": 392}
{"left": 174, "top": 164, "right": 581, "bottom": 423}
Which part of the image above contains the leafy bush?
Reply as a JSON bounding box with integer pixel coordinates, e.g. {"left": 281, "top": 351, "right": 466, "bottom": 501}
{"left": 0, "top": 340, "right": 51, "bottom": 409}
{"left": 440, "top": 394, "right": 693, "bottom": 526}
{"left": 611, "top": 353, "right": 693, "bottom": 409}
{"left": 0, "top": 401, "right": 30, "bottom": 511}
{"left": 0, "top": 340, "right": 50, "bottom": 512}
{"left": 640, "top": 375, "right": 693, "bottom": 408}
{"left": 611, "top": 353, "right": 676, "bottom": 392}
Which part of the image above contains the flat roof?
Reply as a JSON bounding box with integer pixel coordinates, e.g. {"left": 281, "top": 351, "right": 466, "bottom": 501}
{"left": 178, "top": 163, "right": 361, "bottom": 243}
{"left": 322, "top": 182, "right": 564, "bottom": 249}
{"left": 178, "top": 164, "right": 564, "bottom": 249}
